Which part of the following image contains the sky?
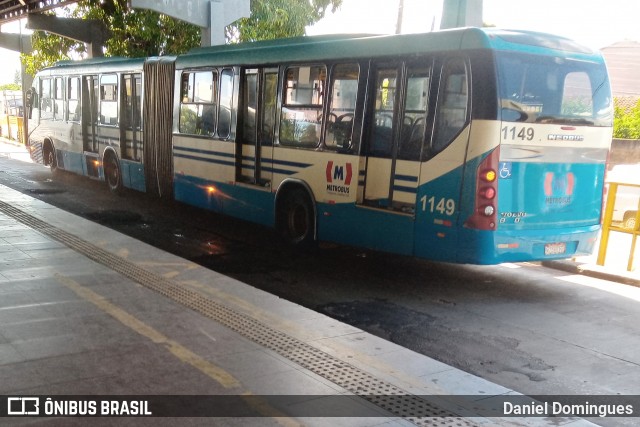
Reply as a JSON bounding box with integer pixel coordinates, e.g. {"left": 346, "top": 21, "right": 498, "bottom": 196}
{"left": 2, "top": 0, "right": 640, "bottom": 85}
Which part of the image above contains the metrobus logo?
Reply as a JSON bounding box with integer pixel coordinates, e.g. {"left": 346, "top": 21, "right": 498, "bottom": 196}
{"left": 544, "top": 172, "right": 575, "bottom": 206}
{"left": 326, "top": 161, "right": 353, "bottom": 196}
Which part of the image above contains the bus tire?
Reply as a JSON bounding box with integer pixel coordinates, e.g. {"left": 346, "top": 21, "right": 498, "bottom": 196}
{"left": 104, "top": 153, "right": 123, "bottom": 194}
{"left": 279, "top": 188, "right": 316, "bottom": 248}
{"left": 43, "top": 142, "right": 58, "bottom": 174}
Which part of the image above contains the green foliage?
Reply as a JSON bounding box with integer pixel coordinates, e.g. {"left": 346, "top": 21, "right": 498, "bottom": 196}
{"left": 22, "top": 1, "right": 201, "bottom": 76}
{"left": 613, "top": 98, "right": 640, "bottom": 139}
{"left": 0, "top": 83, "right": 21, "bottom": 91}
{"left": 79, "top": 0, "right": 200, "bottom": 57}
{"left": 229, "top": 0, "right": 342, "bottom": 43}
{"left": 22, "top": 25, "right": 77, "bottom": 76}
{"left": 22, "top": 0, "right": 342, "bottom": 76}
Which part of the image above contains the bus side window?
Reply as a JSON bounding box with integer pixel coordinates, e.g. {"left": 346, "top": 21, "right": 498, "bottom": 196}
{"left": 68, "top": 77, "right": 80, "bottom": 122}
{"left": 325, "top": 63, "right": 359, "bottom": 151}
{"left": 122, "top": 73, "right": 142, "bottom": 131}
{"left": 280, "top": 65, "right": 326, "bottom": 147}
{"left": 100, "top": 74, "right": 118, "bottom": 126}
{"left": 562, "top": 71, "right": 593, "bottom": 117}
{"left": 262, "top": 72, "right": 278, "bottom": 145}
{"left": 398, "top": 64, "right": 431, "bottom": 161}
{"left": 431, "top": 59, "right": 469, "bottom": 155}
{"left": 242, "top": 70, "right": 258, "bottom": 144}
{"left": 179, "top": 71, "right": 218, "bottom": 136}
{"left": 218, "top": 68, "right": 234, "bottom": 139}
{"left": 369, "top": 66, "right": 399, "bottom": 157}
{"left": 54, "top": 77, "right": 65, "bottom": 121}
{"left": 40, "top": 78, "right": 53, "bottom": 121}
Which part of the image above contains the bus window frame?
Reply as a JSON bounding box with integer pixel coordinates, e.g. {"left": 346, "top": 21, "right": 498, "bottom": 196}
{"left": 67, "top": 76, "right": 81, "bottom": 123}
{"left": 40, "top": 78, "right": 53, "bottom": 121}
{"left": 178, "top": 69, "right": 219, "bottom": 137}
{"left": 323, "top": 62, "right": 361, "bottom": 153}
{"left": 397, "top": 59, "right": 434, "bottom": 162}
{"left": 53, "top": 77, "right": 65, "bottom": 121}
{"left": 427, "top": 56, "right": 471, "bottom": 159}
{"left": 218, "top": 68, "right": 235, "bottom": 140}
{"left": 279, "top": 63, "right": 327, "bottom": 148}
{"left": 99, "top": 73, "right": 119, "bottom": 127}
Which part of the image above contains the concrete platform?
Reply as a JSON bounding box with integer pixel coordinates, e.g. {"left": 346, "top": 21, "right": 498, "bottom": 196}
{"left": 0, "top": 182, "right": 601, "bottom": 426}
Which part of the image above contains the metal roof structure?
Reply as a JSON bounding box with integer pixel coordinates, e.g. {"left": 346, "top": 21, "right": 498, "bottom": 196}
{"left": 0, "top": 0, "right": 77, "bottom": 24}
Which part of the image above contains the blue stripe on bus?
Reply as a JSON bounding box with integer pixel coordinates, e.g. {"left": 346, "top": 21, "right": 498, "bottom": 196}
{"left": 174, "top": 146, "right": 235, "bottom": 159}
{"left": 393, "top": 185, "right": 417, "bottom": 194}
{"left": 394, "top": 174, "right": 418, "bottom": 183}
{"left": 174, "top": 152, "right": 235, "bottom": 168}
{"left": 174, "top": 146, "right": 314, "bottom": 175}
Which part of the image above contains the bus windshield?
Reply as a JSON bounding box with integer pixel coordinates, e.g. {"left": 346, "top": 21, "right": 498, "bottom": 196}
{"left": 497, "top": 52, "right": 612, "bottom": 126}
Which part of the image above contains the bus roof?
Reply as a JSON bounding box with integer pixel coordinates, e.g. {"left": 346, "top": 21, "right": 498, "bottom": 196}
{"left": 176, "top": 27, "right": 601, "bottom": 69}
{"left": 38, "top": 27, "right": 601, "bottom": 76}
{"left": 40, "top": 56, "right": 148, "bottom": 76}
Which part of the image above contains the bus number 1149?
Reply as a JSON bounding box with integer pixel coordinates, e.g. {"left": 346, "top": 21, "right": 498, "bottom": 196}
{"left": 502, "top": 126, "right": 534, "bottom": 141}
{"left": 421, "top": 196, "right": 455, "bottom": 216}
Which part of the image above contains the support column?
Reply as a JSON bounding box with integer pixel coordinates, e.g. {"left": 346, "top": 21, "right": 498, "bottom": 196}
{"left": 26, "top": 13, "right": 111, "bottom": 58}
{"left": 440, "top": 0, "right": 483, "bottom": 29}
{"left": 131, "top": 0, "right": 250, "bottom": 46}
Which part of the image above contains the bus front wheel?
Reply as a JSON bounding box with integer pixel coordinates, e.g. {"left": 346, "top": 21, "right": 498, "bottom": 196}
{"left": 104, "top": 155, "right": 123, "bottom": 194}
{"left": 279, "top": 189, "right": 316, "bottom": 248}
{"left": 44, "top": 144, "right": 58, "bottom": 174}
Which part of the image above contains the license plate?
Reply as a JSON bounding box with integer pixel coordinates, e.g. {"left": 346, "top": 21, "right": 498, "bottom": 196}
{"left": 545, "top": 242, "right": 566, "bottom": 256}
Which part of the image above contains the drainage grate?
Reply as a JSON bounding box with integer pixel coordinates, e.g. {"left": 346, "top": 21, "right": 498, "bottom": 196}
{"left": 27, "top": 188, "right": 66, "bottom": 195}
{"left": 0, "top": 200, "right": 478, "bottom": 426}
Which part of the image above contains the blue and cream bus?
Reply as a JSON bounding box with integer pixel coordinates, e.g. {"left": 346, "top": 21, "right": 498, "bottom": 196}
{"left": 25, "top": 28, "right": 613, "bottom": 264}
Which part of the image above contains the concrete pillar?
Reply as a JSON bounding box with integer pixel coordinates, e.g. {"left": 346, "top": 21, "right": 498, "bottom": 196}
{"left": 131, "top": 0, "right": 250, "bottom": 46}
{"left": 26, "top": 14, "right": 111, "bottom": 58}
{"left": 440, "top": 0, "right": 483, "bottom": 29}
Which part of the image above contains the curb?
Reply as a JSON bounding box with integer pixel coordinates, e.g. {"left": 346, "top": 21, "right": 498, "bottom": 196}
{"left": 542, "top": 259, "right": 640, "bottom": 287}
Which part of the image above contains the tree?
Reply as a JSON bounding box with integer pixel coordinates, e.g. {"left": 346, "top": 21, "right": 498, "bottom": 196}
{"left": 0, "top": 83, "right": 21, "bottom": 91}
{"left": 23, "top": 0, "right": 343, "bottom": 75}
{"left": 22, "top": 0, "right": 201, "bottom": 75}
{"left": 228, "top": 0, "right": 342, "bottom": 43}
{"left": 613, "top": 98, "right": 640, "bottom": 139}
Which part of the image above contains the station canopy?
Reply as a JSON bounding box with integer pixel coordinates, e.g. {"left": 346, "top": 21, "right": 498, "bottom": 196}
{"left": 0, "top": 0, "right": 78, "bottom": 25}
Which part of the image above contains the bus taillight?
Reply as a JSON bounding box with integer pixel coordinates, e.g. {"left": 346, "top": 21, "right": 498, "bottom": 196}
{"left": 465, "top": 147, "right": 500, "bottom": 231}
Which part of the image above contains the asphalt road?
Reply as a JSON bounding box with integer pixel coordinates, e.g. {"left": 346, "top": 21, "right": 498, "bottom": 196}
{"left": 2, "top": 152, "right": 640, "bottom": 427}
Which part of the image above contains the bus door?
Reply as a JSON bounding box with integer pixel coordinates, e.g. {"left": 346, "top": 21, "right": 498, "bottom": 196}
{"left": 413, "top": 57, "right": 471, "bottom": 262}
{"left": 358, "top": 62, "right": 431, "bottom": 214}
{"left": 237, "top": 68, "right": 278, "bottom": 187}
{"left": 81, "top": 75, "right": 99, "bottom": 153}
{"left": 121, "top": 73, "right": 142, "bottom": 162}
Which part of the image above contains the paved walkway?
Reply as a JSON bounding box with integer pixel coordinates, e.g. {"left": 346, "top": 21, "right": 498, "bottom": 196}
{"left": 0, "top": 148, "right": 599, "bottom": 425}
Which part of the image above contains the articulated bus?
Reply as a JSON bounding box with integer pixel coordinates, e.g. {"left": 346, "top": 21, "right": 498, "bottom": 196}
{"left": 25, "top": 28, "right": 613, "bottom": 264}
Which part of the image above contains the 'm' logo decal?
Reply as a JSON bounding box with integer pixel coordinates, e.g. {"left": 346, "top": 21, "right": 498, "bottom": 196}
{"left": 326, "top": 161, "right": 353, "bottom": 196}
{"left": 326, "top": 161, "right": 352, "bottom": 185}
{"left": 543, "top": 172, "right": 575, "bottom": 206}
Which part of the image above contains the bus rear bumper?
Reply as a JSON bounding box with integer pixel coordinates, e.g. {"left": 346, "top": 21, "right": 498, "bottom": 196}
{"left": 456, "top": 225, "right": 601, "bottom": 265}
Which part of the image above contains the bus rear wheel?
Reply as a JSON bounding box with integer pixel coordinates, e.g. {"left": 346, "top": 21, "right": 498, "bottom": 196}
{"left": 279, "top": 189, "right": 316, "bottom": 248}
{"left": 104, "top": 155, "right": 122, "bottom": 194}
